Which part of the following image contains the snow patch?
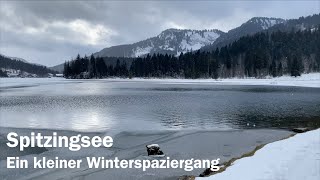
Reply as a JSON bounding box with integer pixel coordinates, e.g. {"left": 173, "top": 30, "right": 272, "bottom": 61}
{"left": 146, "top": 144, "right": 160, "bottom": 148}
{"left": 130, "top": 29, "right": 221, "bottom": 57}
{"left": 250, "top": 18, "right": 285, "bottom": 30}
{"left": 129, "top": 73, "right": 320, "bottom": 88}
{"left": 134, "top": 46, "right": 153, "bottom": 57}
{"left": 179, "top": 31, "right": 220, "bottom": 53}
{"left": 196, "top": 128, "right": 320, "bottom": 180}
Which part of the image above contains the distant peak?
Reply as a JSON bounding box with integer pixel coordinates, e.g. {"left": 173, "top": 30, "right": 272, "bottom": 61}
{"left": 0, "top": 53, "right": 29, "bottom": 63}
{"left": 245, "top": 17, "right": 286, "bottom": 29}
{"left": 161, "top": 28, "right": 185, "bottom": 33}
{"left": 247, "top": 17, "right": 286, "bottom": 24}
{"left": 160, "top": 28, "right": 222, "bottom": 34}
{"left": 249, "top": 17, "right": 285, "bottom": 20}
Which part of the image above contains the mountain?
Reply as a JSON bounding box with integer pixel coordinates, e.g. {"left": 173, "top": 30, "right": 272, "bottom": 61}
{"left": 267, "top": 13, "right": 320, "bottom": 32}
{"left": 201, "top": 17, "right": 286, "bottom": 51}
{"left": 1, "top": 54, "right": 29, "bottom": 63}
{"left": 201, "top": 14, "right": 320, "bottom": 52}
{"left": 53, "top": 29, "right": 224, "bottom": 72}
{"left": 94, "top": 29, "right": 225, "bottom": 58}
{"left": 53, "top": 14, "right": 320, "bottom": 72}
{"left": 0, "top": 54, "right": 57, "bottom": 77}
{"left": 94, "top": 17, "right": 287, "bottom": 58}
{"left": 64, "top": 26, "right": 320, "bottom": 79}
{"left": 50, "top": 63, "right": 64, "bottom": 73}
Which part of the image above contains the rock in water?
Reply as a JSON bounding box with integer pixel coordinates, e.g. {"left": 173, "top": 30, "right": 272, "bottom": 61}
{"left": 146, "top": 144, "right": 165, "bottom": 157}
{"left": 292, "top": 128, "right": 309, "bottom": 133}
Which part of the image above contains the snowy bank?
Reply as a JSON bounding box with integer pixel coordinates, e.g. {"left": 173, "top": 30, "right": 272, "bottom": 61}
{"left": 130, "top": 73, "right": 320, "bottom": 88}
{"left": 1, "top": 73, "right": 319, "bottom": 88}
{"left": 197, "top": 128, "right": 320, "bottom": 180}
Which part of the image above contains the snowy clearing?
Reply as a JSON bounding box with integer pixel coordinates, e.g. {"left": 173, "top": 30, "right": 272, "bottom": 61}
{"left": 197, "top": 128, "right": 320, "bottom": 180}
{"left": 0, "top": 73, "right": 319, "bottom": 88}
{"left": 130, "top": 73, "right": 320, "bottom": 88}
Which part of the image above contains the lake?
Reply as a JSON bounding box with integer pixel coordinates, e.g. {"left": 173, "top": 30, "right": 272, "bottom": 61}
{"left": 1, "top": 78, "right": 319, "bottom": 132}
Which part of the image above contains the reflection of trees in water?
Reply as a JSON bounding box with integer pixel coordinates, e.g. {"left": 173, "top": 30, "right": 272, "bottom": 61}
{"left": 229, "top": 92, "right": 320, "bottom": 129}
{"left": 156, "top": 101, "right": 213, "bottom": 129}
{"left": 156, "top": 105, "right": 187, "bottom": 129}
{"left": 152, "top": 88, "right": 320, "bottom": 130}
{"left": 235, "top": 111, "right": 320, "bottom": 129}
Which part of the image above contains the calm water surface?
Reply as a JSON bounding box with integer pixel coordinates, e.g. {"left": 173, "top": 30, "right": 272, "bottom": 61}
{"left": 1, "top": 78, "right": 319, "bottom": 132}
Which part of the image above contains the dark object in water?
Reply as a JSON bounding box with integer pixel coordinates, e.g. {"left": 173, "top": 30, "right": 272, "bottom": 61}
{"left": 146, "top": 144, "right": 164, "bottom": 156}
{"left": 292, "top": 128, "right": 309, "bottom": 133}
{"left": 199, "top": 168, "right": 212, "bottom": 177}
{"left": 199, "top": 163, "right": 223, "bottom": 177}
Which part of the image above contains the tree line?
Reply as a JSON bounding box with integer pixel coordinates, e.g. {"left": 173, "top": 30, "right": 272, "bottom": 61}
{"left": 0, "top": 55, "right": 57, "bottom": 76}
{"left": 64, "top": 27, "right": 320, "bottom": 79}
{"left": 63, "top": 55, "right": 129, "bottom": 78}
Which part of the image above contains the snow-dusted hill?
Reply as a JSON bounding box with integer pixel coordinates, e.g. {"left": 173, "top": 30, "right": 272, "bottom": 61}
{"left": 0, "top": 53, "right": 44, "bottom": 66}
{"left": 202, "top": 14, "right": 320, "bottom": 52}
{"left": 52, "top": 14, "right": 320, "bottom": 71}
{"left": 94, "top": 17, "right": 287, "bottom": 58}
{"left": 94, "top": 29, "right": 225, "bottom": 58}
{"left": 0, "top": 54, "right": 56, "bottom": 77}
{"left": 247, "top": 17, "right": 286, "bottom": 30}
{"left": 0, "top": 54, "right": 29, "bottom": 63}
{"left": 201, "top": 17, "right": 286, "bottom": 51}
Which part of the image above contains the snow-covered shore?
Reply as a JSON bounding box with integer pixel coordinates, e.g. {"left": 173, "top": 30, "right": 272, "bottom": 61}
{"left": 130, "top": 73, "right": 320, "bottom": 88}
{"left": 1, "top": 73, "right": 319, "bottom": 89}
{"left": 197, "top": 128, "right": 320, "bottom": 180}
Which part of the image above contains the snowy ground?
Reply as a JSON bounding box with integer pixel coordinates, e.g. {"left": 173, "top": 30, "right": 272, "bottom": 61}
{"left": 197, "top": 128, "right": 320, "bottom": 180}
{"left": 130, "top": 73, "right": 320, "bottom": 88}
{"left": 0, "top": 73, "right": 319, "bottom": 89}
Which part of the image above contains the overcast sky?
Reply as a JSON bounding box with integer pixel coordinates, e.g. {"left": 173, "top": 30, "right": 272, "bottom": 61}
{"left": 0, "top": 1, "right": 319, "bottom": 66}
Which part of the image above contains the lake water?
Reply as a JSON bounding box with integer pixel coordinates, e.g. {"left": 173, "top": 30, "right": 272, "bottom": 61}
{"left": 1, "top": 78, "right": 320, "bottom": 132}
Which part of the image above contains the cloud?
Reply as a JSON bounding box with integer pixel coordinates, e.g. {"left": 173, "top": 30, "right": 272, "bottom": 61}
{"left": 39, "top": 19, "right": 117, "bottom": 46}
{"left": 0, "top": 0, "right": 319, "bottom": 66}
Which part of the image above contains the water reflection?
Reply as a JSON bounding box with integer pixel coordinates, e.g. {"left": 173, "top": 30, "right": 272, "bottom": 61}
{"left": 69, "top": 109, "right": 115, "bottom": 131}
{"left": 0, "top": 80, "right": 320, "bottom": 132}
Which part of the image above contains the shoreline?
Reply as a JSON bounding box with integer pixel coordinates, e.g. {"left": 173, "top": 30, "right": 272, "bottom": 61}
{"left": 1, "top": 73, "right": 319, "bottom": 88}
{"left": 124, "top": 73, "right": 320, "bottom": 88}
{"left": 196, "top": 128, "right": 320, "bottom": 180}
{"left": 0, "top": 127, "right": 293, "bottom": 180}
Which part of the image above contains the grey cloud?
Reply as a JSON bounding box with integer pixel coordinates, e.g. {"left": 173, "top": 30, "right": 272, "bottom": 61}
{"left": 0, "top": 1, "right": 319, "bottom": 66}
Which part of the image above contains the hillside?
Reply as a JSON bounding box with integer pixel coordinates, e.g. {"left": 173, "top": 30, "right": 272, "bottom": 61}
{"left": 200, "top": 17, "right": 286, "bottom": 51}
{"left": 63, "top": 26, "right": 320, "bottom": 79}
{"left": 201, "top": 14, "right": 320, "bottom": 52}
{"left": 0, "top": 54, "right": 57, "bottom": 77}
{"left": 94, "top": 29, "right": 225, "bottom": 58}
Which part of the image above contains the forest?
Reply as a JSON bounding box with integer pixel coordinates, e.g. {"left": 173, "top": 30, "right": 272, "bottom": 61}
{"left": 0, "top": 55, "right": 57, "bottom": 77}
{"left": 63, "top": 27, "right": 320, "bottom": 79}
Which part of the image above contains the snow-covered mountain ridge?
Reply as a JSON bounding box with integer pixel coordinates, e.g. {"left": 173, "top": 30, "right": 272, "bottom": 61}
{"left": 201, "top": 17, "right": 286, "bottom": 51}
{"left": 94, "top": 29, "right": 225, "bottom": 58}
{"left": 94, "top": 17, "right": 288, "bottom": 58}
{"left": 248, "top": 17, "right": 286, "bottom": 30}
